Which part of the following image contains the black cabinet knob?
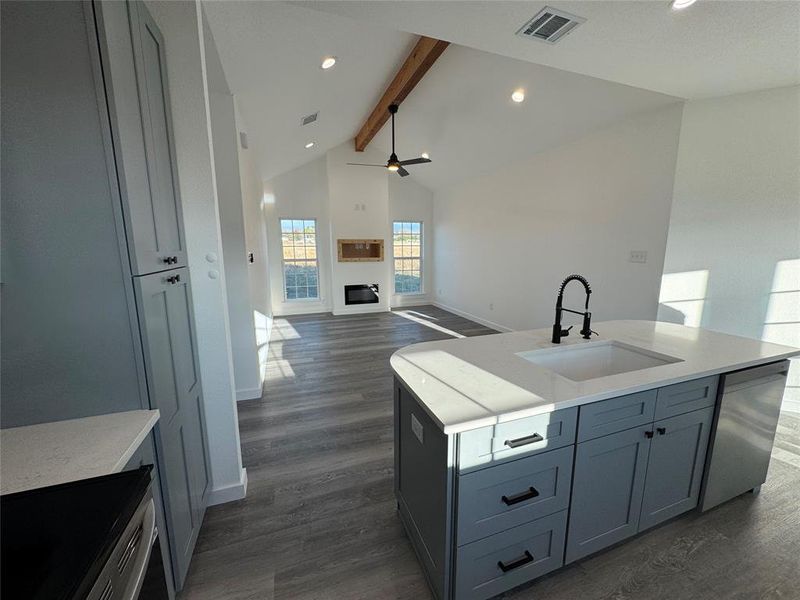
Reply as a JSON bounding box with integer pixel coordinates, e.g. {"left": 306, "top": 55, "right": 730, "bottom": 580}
{"left": 657, "top": 427, "right": 666, "bottom": 436}
{"left": 645, "top": 430, "right": 654, "bottom": 439}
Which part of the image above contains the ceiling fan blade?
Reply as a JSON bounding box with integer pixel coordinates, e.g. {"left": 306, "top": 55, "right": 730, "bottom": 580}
{"left": 398, "top": 157, "right": 432, "bottom": 166}
{"left": 347, "top": 163, "right": 386, "bottom": 167}
{"left": 397, "top": 166, "right": 410, "bottom": 177}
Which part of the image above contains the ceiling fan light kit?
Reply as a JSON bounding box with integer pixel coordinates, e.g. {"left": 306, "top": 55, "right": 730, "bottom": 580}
{"left": 347, "top": 104, "right": 431, "bottom": 177}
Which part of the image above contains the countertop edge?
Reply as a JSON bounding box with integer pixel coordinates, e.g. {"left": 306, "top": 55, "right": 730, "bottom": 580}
{"left": 109, "top": 409, "right": 161, "bottom": 473}
{"left": 390, "top": 323, "right": 800, "bottom": 435}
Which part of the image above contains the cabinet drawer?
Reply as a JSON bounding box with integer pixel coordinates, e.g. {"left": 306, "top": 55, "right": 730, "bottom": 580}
{"left": 577, "top": 390, "right": 657, "bottom": 442}
{"left": 455, "top": 510, "right": 567, "bottom": 600}
{"left": 458, "top": 408, "right": 577, "bottom": 473}
{"left": 458, "top": 446, "right": 573, "bottom": 545}
{"left": 655, "top": 376, "right": 718, "bottom": 420}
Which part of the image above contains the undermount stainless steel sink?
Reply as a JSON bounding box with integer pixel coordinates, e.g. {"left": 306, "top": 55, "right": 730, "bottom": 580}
{"left": 516, "top": 340, "right": 683, "bottom": 382}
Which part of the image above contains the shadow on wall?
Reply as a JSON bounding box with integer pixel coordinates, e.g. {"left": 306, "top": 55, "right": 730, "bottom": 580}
{"left": 763, "top": 258, "right": 800, "bottom": 414}
{"left": 657, "top": 269, "right": 709, "bottom": 327}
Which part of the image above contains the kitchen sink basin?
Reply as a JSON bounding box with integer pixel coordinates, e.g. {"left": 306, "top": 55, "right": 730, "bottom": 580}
{"left": 516, "top": 340, "right": 682, "bottom": 382}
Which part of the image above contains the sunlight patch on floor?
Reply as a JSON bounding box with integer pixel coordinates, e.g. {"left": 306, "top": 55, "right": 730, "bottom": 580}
{"left": 394, "top": 310, "right": 465, "bottom": 338}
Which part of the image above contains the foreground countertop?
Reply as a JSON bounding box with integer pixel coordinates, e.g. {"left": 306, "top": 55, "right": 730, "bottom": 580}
{"left": 0, "top": 409, "right": 159, "bottom": 495}
{"left": 390, "top": 320, "right": 799, "bottom": 434}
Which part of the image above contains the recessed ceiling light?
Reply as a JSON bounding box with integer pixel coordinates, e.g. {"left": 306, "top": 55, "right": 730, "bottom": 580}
{"left": 511, "top": 89, "right": 525, "bottom": 103}
{"left": 321, "top": 56, "right": 337, "bottom": 70}
{"left": 304, "top": 142, "right": 315, "bottom": 149}
{"left": 421, "top": 152, "right": 429, "bottom": 159}
{"left": 671, "top": 0, "right": 698, "bottom": 9}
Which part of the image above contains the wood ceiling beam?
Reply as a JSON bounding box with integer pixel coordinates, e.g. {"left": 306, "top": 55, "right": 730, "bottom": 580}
{"left": 354, "top": 36, "right": 449, "bottom": 152}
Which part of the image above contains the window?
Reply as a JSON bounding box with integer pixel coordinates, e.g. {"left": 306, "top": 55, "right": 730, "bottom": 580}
{"left": 393, "top": 221, "right": 422, "bottom": 294}
{"left": 280, "top": 218, "right": 319, "bottom": 300}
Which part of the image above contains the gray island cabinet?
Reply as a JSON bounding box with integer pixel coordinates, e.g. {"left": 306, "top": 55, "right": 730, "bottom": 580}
{"left": 393, "top": 370, "right": 762, "bottom": 600}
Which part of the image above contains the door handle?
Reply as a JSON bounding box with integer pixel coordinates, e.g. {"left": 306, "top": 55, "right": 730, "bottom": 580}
{"left": 644, "top": 430, "right": 654, "bottom": 439}
{"left": 501, "top": 487, "right": 540, "bottom": 506}
{"left": 504, "top": 433, "right": 544, "bottom": 448}
{"left": 656, "top": 427, "right": 666, "bottom": 435}
{"left": 497, "top": 550, "right": 534, "bottom": 573}
{"left": 166, "top": 275, "right": 181, "bottom": 284}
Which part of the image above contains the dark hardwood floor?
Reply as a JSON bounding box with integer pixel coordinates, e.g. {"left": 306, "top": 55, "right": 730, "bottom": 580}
{"left": 180, "top": 306, "right": 800, "bottom": 600}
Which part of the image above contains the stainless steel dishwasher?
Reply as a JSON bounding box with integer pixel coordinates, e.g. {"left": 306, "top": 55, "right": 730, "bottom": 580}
{"left": 700, "top": 360, "right": 790, "bottom": 511}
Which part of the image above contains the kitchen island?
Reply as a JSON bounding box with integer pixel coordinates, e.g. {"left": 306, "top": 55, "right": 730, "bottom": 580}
{"left": 390, "top": 321, "right": 798, "bottom": 600}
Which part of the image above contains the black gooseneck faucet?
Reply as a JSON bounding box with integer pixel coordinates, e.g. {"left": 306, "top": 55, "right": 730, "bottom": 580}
{"left": 551, "top": 274, "right": 598, "bottom": 344}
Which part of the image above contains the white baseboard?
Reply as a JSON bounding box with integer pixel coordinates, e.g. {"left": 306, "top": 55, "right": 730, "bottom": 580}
{"left": 236, "top": 386, "right": 262, "bottom": 402}
{"left": 331, "top": 305, "right": 389, "bottom": 316}
{"left": 391, "top": 294, "right": 431, "bottom": 308}
{"left": 273, "top": 302, "right": 331, "bottom": 317}
{"left": 207, "top": 468, "right": 248, "bottom": 506}
{"left": 432, "top": 301, "right": 513, "bottom": 333}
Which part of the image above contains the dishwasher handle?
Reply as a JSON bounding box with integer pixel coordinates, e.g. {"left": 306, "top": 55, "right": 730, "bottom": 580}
{"left": 723, "top": 360, "right": 790, "bottom": 388}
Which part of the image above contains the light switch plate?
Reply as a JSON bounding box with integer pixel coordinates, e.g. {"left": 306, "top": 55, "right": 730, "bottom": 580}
{"left": 629, "top": 250, "right": 648, "bottom": 263}
{"left": 411, "top": 413, "right": 424, "bottom": 444}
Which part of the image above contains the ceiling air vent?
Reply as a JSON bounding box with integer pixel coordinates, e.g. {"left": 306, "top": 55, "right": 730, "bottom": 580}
{"left": 300, "top": 111, "right": 318, "bottom": 126}
{"left": 517, "top": 7, "right": 586, "bottom": 44}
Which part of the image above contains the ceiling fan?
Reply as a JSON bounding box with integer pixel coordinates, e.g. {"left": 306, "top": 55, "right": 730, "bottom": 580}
{"left": 347, "top": 104, "right": 431, "bottom": 177}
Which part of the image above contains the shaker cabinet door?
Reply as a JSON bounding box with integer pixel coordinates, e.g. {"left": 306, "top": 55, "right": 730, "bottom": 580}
{"left": 639, "top": 407, "right": 714, "bottom": 531}
{"left": 134, "top": 268, "right": 209, "bottom": 588}
{"left": 95, "top": 0, "right": 187, "bottom": 275}
{"left": 565, "top": 425, "right": 652, "bottom": 563}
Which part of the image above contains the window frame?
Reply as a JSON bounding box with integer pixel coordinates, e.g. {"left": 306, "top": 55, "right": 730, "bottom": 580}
{"left": 279, "top": 217, "right": 321, "bottom": 302}
{"left": 392, "top": 220, "right": 424, "bottom": 295}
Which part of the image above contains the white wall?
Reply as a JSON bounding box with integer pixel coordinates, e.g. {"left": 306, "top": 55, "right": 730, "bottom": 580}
{"left": 204, "top": 17, "right": 261, "bottom": 402}
{"left": 263, "top": 143, "right": 436, "bottom": 316}
{"left": 235, "top": 101, "right": 272, "bottom": 382}
{"left": 433, "top": 104, "right": 685, "bottom": 332}
{"left": 146, "top": 0, "right": 246, "bottom": 505}
{"left": 326, "top": 143, "right": 391, "bottom": 315}
{"left": 389, "top": 175, "right": 434, "bottom": 307}
{"left": 659, "top": 85, "right": 800, "bottom": 410}
{"left": 263, "top": 156, "right": 333, "bottom": 315}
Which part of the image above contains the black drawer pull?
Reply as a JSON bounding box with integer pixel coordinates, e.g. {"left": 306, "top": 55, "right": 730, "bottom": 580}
{"left": 504, "top": 433, "right": 543, "bottom": 448}
{"left": 657, "top": 427, "right": 666, "bottom": 435}
{"left": 497, "top": 550, "right": 534, "bottom": 573}
{"left": 501, "top": 487, "right": 539, "bottom": 506}
{"left": 644, "top": 430, "right": 654, "bottom": 439}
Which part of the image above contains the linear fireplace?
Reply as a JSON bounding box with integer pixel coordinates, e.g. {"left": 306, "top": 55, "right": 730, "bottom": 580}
{"left": 344, "top": 284, "right": 379, "bottom": 305}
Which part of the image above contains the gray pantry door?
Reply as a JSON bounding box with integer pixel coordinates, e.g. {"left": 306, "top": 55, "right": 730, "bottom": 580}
{"left": 134, "top": 267, "right": 209, "bottom": 587}
{"left": 565, "top": 424, "right": 652, "bottom": 563}
{"left": 120, "top": 0, "right": 187, "bottom": 274}
{"left": 639, "top": 407, "right": 714, "bottom": 531}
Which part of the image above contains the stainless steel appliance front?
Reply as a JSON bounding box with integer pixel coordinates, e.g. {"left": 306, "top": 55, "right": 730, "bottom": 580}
{"left": 700, "top": 360, "right": 790, "bottom": 512}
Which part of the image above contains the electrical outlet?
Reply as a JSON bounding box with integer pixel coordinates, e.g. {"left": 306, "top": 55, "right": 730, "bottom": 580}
{"left": 629, "top": 250, "right": 648, "bottom": 264}
{"left": 438, "top": 288, "right": 442, "bottom": 296}
{"left": 489, "top": 302, "right": 494, "bottom": 311}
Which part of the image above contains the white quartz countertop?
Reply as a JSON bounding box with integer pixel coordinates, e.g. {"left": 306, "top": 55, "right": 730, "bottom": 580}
{"left": 1, "top": 409, "right": 160, "bottom": 495}
{"left": 390, "top": 320, "right": 799, "bottom": 434}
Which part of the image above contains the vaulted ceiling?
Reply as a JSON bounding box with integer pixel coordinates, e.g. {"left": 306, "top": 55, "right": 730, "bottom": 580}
{"left": 203, "top": 1, "right": 799, "bottom": 190}
{"left": 300, "top": 0, "right": 800, "bottom": 100}
{"left": 202, "top": 1, "right": 417, "bottom": 182}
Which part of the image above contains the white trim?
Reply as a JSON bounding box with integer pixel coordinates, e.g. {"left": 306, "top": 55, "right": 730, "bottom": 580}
{"left": 332, "top": 305, "right": 389, "bottom": 316}
{"left": 432, "top": 301, "right": 513, "bottom": 333}
{"left": 207, "top": 468, "right": 248, "bottom": 506}
{"left": 236, "top": 387, "right": 262, "bottom": 402}
{"left": 279, "top": 217, "right": 321, "bottom": 302}
{"left": 391, "top": 294, "right": 431, "bottom": 308}
{"left": 273, "top": 301, "right": 331, "bottom": 316}
{"left": 392, "top": 220, "right": 424, "bottom": 295}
